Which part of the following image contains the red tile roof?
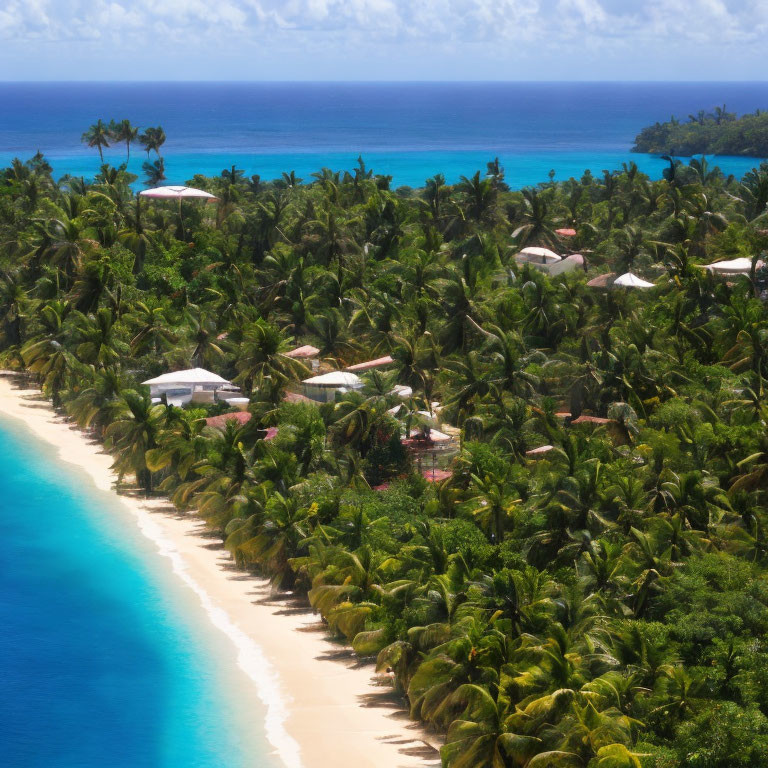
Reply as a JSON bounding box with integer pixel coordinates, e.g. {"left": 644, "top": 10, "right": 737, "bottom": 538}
{"left": 205, "top": 411, "right": 252, "bottom": 428}
{"left": 556, "top": 228, "right": 577, "bottom": 237}
{"left": 571, "top": 415, "right": 613, "bottom": 425}
{"left": 284, "top": 345, "right": 320, "bottom": 359}
{"left": 345, "top": 355, "right": 394, "bottom": 372}
{"left": 283, "top": 391, "right": 314, "bottom": 404}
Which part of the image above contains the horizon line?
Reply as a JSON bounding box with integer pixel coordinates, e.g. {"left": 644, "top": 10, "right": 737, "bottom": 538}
{"left": 2, "top": 79, "right": 768, "bottom": 85}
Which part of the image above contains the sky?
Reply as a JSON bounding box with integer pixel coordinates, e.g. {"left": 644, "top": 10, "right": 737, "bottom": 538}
{"left": 0, "top": 0, "right": 766, "bottom": 81}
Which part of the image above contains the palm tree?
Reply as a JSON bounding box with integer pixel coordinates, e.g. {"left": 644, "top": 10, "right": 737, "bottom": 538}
{"left": 226, "top": 492, "right": 316, "bottom": 588}
{"left": 20, "top": 300, "right": 76, "bottom": 406}
{"left": 139, "top": 126, "right": 167, "bottom": 157}
{"left": 110, "top": 119, "right": 139, "bottom": 161}
{"left": 30, "top": 212, "right": 97, "bottom": 282}
{"left": 104, "top": 390, "right": 166, "bottom": 491}
{"left": 234, "top": 318, "right": 308, "bottom": 394}
{"left": 457, "top": 171, "right": 497, "bottom": 222}
{"left": 142, "top": 158, "right": 166, "bottom": 188}
{"left": 0, "top": 271, "right": 28, "bottom": 348}
{"left": 119, "top": 194, "right": 153, "bottom": 274}
{"left": 441, "top": 684, "right": 541, "bottom": 768}
{"left": 466, "top": 470, "right": 521, "bottom": 544}
{"left": 81, "top": 120, "right": 111, "bottom": 162}
{"left": 65, "top": 366, "right": 125, "bottom": 437}
{"left": 127, "top": 300, "right": 177, "bottom": 358}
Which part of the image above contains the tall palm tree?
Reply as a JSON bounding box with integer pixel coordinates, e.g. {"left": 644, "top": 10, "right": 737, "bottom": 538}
{"left": 110, "top": 119, "right": 139, "bottom": 161}
{"left": 81, "top": 120, "right": 111, "bottom": 162}
{"left": 104, "top": 391, "right": 166, "bottom": 491}
{"left": 142, "top": 158, "right": 166, "bottom": 188}
{"left": 234, "top": 317, "right": 309, "bottom": 394}
{"left": 139, "top": 126, "right": 167, "bottom": 157}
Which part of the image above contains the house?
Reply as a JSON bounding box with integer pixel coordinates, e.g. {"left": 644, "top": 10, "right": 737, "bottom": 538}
{"left": 300, "top": 371, "right": 363, "bottom": 403}
{"left": 142, "top": 368, "right": 245, "bottom": 407}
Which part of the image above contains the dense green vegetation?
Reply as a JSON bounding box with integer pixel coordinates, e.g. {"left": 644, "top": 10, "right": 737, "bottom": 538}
{"left": 633, "top": 106, "right": 768, "bottom": 157}
{"left": 2, "top": 147, "right": 768, "bottom": 768}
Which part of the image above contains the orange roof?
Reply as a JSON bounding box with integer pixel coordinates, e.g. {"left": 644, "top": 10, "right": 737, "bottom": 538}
{"left": 556, "top": 228, "right": 577, "bottom": 237}
{"left": 586, "top": 272, "right": 617, "bottom": 289}
{"left": 345, "top": 355, "right": 394, "bottom": 372}
{"left": 283, "top": 391, "right": 314, "bottom": 404}
{"left": 205, "top": 411, "right": 252, "bottom": 428}
{"left": 571, "top": 415, "right": 613, "bottom": 425}
{"left": 284, "top": 345, "right": 320, "bottom": 359}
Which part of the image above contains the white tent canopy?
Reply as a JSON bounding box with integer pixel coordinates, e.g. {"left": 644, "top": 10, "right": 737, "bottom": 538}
{"left": 515, "top": 246, "right": 562, "bottom": 264}
{"left": 143, "top": 368, "right": 230, "bottom": 386}
{"left": 613, "top": 272, "right": 655, "bottom": 289}
{"left": 302, "top": 371, "right": 362, "bottom": 388}
{"left": 702, "top": 257, "right": 761, "bottom": 275}
{"left": 140, "top": 186, "right": 218, "bottom": 200}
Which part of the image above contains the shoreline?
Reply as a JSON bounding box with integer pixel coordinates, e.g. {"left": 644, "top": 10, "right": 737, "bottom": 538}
{"left": 0, "top": 374, "right": 440, "bottom": 768}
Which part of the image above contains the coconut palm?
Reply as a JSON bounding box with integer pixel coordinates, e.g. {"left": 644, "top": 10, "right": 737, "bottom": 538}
{"left": 81, "top": 120, "right": 111, "bottom": 162}
{"left": 109, "top": 119, "right": 139, "bottom": 161}
{"left": 138, "top": 126, "right": 167, "bottom": 157}
{"left": 104, "top": 390, "right": 166, "bottom": 491}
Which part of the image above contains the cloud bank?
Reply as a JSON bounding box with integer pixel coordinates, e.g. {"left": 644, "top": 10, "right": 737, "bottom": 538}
{"left": 0, "top": 1, "right": 763, "bottom": 79}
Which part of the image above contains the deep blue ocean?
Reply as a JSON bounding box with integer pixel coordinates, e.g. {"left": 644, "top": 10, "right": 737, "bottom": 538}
{"left": 0, "top": 414, "right": 277, "bottom": 768}
{"left": 1, "top": 82, "right": 768, "bottom": 188}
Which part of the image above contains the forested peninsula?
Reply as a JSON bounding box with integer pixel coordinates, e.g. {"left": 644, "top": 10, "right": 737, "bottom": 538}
{"left": 3, "top": 138, "right": 768, "bottom": 768}
{"left": 633, "top": 106, "right": 768, "bottom": 157}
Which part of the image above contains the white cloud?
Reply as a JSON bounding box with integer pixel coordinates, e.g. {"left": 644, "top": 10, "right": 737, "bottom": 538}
{"left": 0, "top": 0, "right": 762, "bottom": 79}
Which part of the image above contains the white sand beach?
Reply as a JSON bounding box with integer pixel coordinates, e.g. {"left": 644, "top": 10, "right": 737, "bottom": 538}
{"left": 0, "top": 374, "right": 440, "bottom": 768}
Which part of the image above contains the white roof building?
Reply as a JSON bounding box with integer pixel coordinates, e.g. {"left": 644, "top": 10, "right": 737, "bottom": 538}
{"left": 142, "top": 367, "right": 231, "bottom": 388}
{"left": 613, "top": 272, "right": 656, "bottom": 289}
{"left": 515, "top": 246, "right": 562, "bottom": 265}
{"left": 702, "top": 257, "right": 764, "bottom": 275}
{"left": 142, "top": 368, "right": 233, "bottom": 405}
{"left": 300, "top": 371, "right": 363, "bottom": 403}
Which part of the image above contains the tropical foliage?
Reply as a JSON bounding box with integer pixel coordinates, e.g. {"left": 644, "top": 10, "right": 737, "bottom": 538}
{"left": 2, "top": 148, "right": 768, "bottom": 768}
{"left": 633, "top": 106, "right": 768, "bottom": 157}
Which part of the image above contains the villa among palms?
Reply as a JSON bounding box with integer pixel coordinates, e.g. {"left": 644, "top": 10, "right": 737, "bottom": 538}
{"left": 300, "top": 371, "right": 364, "bottom": 402}
{"left": 142, "top": 368, "right": 247, "bottom": 408}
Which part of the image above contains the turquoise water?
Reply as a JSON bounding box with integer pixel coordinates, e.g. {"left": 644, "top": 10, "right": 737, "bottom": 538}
{"left": 1, "top": 82, "right": 767, "bottom": 187}
{"left": 0, "top": 412, "right": 277, "bottom": 768}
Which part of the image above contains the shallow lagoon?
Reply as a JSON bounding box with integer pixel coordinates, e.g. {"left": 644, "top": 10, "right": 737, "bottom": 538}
{"left": 0, "top": 415, "right": 276, "bottom": 768}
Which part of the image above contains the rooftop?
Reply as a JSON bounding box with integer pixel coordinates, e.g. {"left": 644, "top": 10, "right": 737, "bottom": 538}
{"left": 143, "top": 367, "right": 231, "bottom": 386}
{"left": 345, "top": 355, "right": 394, "bottom": 372}
{"left": 204, "top": 411, "right": 252, "bottom": 428}
{"left": 284, "top": 344, "right": 321, "bottom": 359}
{"left": 302, "top": 371, "right": 362, "bottom": 388}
